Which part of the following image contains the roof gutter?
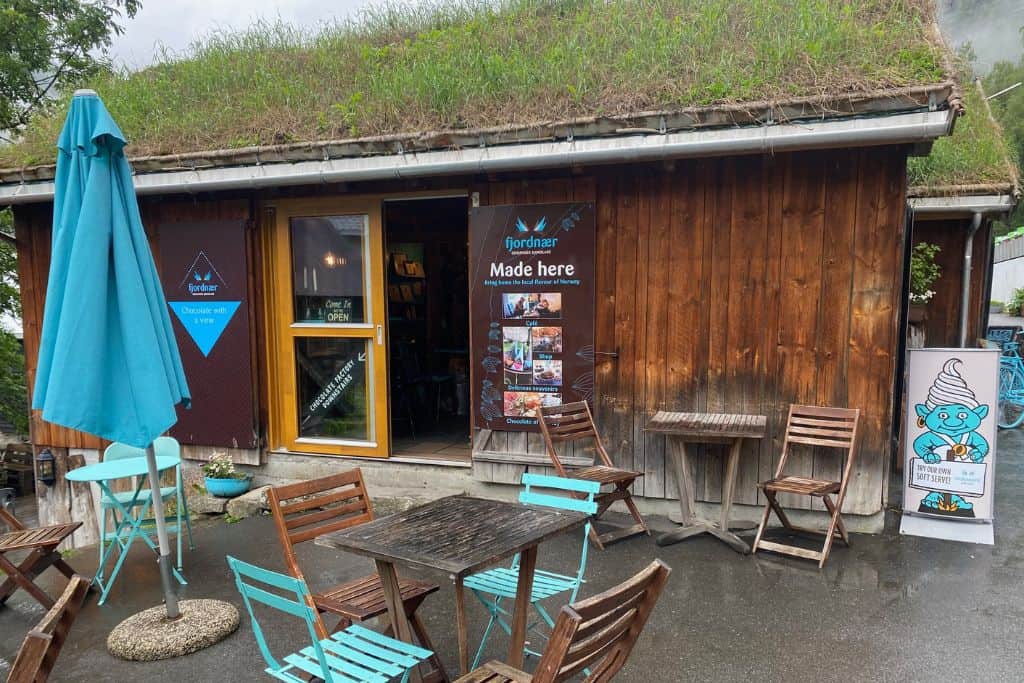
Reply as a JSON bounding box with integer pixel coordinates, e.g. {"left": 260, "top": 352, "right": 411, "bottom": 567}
{"left": 0, "top": 108, "right": 955, "bottom": 205}
{"left": 908, "top": 194, "right": 1015, "bottom": 217}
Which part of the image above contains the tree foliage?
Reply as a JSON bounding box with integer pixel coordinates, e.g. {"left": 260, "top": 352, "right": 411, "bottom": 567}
{"left": 0, "top": 1, "right": 142, "bottom": 433}
{"left": 0, "top": 0, "right": 140, "bottom": 140}
{"left": 0, "top": 210, "right": 26, "bottom": 434}
{"left": 984, "top": 27, "right": 1024, "bottom": 230}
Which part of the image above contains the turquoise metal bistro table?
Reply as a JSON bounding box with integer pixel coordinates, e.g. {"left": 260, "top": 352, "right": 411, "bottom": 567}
{"left": 66, "top": 455, "right": 186, "bottom": 604}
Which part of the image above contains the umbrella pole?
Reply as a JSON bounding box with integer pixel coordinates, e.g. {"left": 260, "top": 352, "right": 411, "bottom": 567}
{"left": 144, "top": 444, "right": 180, "bottom": 620}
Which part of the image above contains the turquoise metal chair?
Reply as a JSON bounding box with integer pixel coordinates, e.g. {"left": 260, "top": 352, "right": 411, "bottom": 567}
{"left": 101, "top": 436, "right": 193, "bottom": 571}
{"left": 464, "top": 473, "right": 600, "bottom": 668}
{"left": 227, "top": 555, "right": 432, "bottom": 683}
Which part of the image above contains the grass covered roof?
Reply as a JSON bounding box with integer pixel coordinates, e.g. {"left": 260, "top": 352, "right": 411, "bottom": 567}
{"left": 907, "top": 82, "right": 1020, "bottom": 195}
{"left": 1, "top": 0, "right": 952, "bottom": 169}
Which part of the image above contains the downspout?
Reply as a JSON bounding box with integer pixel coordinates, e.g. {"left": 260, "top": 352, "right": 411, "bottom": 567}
{"left": 959, "top": 212, "right": 983, "bottom": 347}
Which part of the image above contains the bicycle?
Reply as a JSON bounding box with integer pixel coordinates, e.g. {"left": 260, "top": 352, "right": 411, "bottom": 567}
{"left": 997, "top": 339, "right": 1024, "bottom": 429}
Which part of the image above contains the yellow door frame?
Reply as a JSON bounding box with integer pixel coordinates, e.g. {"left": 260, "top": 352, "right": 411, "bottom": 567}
{"left": 262, "top": 196, "right": 389, "bottom": 457}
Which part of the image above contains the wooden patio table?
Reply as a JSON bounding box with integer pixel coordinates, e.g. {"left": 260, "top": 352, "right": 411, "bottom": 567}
{"left": 316, "top": 494, "right": 587, "bottom": 679}
{"left": 645, "top": 411, "right": 767, "bottom": 554}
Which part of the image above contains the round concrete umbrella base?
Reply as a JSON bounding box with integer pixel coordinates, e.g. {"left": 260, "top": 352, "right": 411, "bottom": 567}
{"left": 107, "top": 599, "right": 240, "bottom": 661}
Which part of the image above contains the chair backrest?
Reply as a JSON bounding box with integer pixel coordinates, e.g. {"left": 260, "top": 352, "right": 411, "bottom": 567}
{"left": 776, "top": 405, "right": 861, "bottom": 484}
{"left": 103, "top": 436, "right": 182, "bottom": 492}
{"left": 518, "top": 473, "right": 600, "bottom": 595}
{"left": 531, "top": 559, "right": 671, "bottom": 683}
{"left": 0, "top": 504, "right": 26, "bottom": 532}
{"left": 225, "top": 555, "right": 330, "bottom": 679}
{"left": 537, "top": 401, "right": 613, "bottom": 473}
{"left": 103, "top": 436, "right": 180, "bottom": 461}
{"left": 7, "top": 575, "right": 90, "bottom": 683}
{"left": 266, "top": 469, "right": 374, "bottom": 634}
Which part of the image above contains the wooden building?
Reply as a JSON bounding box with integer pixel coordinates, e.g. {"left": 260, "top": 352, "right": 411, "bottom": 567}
{"left": 907, "top": 82, "right": 1020, "bottom": 349}
{"left": 0, "top": 4, "right": 969, "bottom": 529}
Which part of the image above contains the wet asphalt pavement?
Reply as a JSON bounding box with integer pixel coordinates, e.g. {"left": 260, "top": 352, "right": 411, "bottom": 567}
{"left": 2, "top": 428, "right": 1023, "bottom": 682}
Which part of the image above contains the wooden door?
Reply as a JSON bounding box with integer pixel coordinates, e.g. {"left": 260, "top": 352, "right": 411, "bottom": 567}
{"left": 264, "top": 197, "right": 389, "bottom": 457}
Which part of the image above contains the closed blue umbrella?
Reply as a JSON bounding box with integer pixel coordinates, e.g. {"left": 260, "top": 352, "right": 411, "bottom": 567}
{"left": 33, "top": 89, "right": 190, "bottom": 617}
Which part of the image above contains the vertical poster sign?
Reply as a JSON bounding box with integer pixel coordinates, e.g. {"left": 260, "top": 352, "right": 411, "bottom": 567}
{"left": 470, "top": 202, "right": 595, "bottom": 431}
{"left": 900, "top": 348, "right": 998, "bottom": 545}
{"left": 159, "top": 220, "right": 257, "bottom": 448}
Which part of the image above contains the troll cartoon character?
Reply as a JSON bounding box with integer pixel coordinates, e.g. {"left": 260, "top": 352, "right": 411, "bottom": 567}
{"left": 913, "top": 358, "right": 989, "bottom": 517}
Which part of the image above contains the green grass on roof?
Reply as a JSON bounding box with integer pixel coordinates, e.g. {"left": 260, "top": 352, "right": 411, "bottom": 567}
{"left": 907, "top": 84, "right": 1019, "bottom": 191}
{"left": 0, "top": 0, "right": 948, "bottom": 168}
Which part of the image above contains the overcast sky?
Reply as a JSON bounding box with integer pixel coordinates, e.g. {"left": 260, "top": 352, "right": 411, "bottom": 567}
{"left": 108, "top": 0, "right": 374, "bottom": 67}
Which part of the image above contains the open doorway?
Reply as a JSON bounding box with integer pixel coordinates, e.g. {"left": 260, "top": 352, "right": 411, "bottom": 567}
{"left": 384, "top": 197, "right": 471, "bottom": 461}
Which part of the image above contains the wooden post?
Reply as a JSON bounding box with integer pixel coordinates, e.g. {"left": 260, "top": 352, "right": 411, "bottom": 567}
{"left": 508, "top": 545, "right": 538, "bottom": 669}
{"left": 375, "top": 559, "right": 421, "bottom": 683}
{"left": 34, "top": 448, "right": 99, "bottom": 549}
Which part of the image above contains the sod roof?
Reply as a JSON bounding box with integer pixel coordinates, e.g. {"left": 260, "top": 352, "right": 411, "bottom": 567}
{"left": 0, "top": 0, "right": 956, "bottom": 175}
{"left": 907, "top": 81, "right": 1020, "bottom": 197}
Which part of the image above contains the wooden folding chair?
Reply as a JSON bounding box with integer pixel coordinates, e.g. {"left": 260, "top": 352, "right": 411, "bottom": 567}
{"left": 7, "top": 574, "right": 90, "bottom": 683}
{"left": 267, "top": 468, "right": 448, "bottom": 682}
{"left": 456, "top": 559, "right": 671, "bottom": 683}
{"left": 0, "top": 506, "right": 82, "bottom": 610}
{"left": 751, "top": 405, "right": 861, "bottom": 568}
{"left": 538, "top": 402, "right": 649, "bottom": 549}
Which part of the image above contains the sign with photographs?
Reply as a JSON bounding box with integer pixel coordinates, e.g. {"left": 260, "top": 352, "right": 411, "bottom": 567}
{"left": 469, "top": 203, "right": 595, "bottom": 430}
{"left": 900, "top": 348, "right": 998, "bottom": 545}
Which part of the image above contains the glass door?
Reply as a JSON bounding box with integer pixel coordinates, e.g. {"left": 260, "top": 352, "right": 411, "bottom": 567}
{"left": 265, "top": 198, "right": 388, "bottom": 457}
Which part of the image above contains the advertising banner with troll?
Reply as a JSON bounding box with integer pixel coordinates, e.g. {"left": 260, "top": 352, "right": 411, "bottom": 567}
{"left": 901, "top": 348, "right": 998, "bottom": 545}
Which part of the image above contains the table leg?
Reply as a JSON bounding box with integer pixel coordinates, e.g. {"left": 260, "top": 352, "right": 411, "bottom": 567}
{"left": 659, "top": 441, "right": 711, "bottom": 546}
{"left": 455, "top": 576, "right": 469, "bottom": 675}
{"left": 508, "top": 545, "right": 538, "bottom": 670}
{"left": 719, "top": 438, "right": 741, "bottom": 531}
{"left": 376, "top": 559, "right": 422, "bottom": 683}
{"left": 669, "top": 438, "right": 695, "bottom": 525}
{"left": 709, "top": 438, "right": 751, "bottom": 555}
{"left": 94, "top": 480, "right": 145, "bottom": 604}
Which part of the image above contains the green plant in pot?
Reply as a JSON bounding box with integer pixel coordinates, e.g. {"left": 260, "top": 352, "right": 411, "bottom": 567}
{"left": 202, "top": 453, "right": 252, "bottom": 498}
{"left": 908, "top": 242, "right": 941, "bottom": 323}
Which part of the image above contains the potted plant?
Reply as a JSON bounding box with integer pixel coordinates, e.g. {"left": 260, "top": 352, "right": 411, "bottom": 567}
{"left": 202, "top": 453, "right": 251, "bottom": 498}
{"left": 909, "top": 242, "right": 941, "bottom": 323}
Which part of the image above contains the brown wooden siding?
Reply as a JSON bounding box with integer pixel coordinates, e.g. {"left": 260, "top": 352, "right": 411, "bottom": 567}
{"left": 477, "top": 148, "right": 908, "bottom": 516}
{"left": 911, "top": 217, "right": 992, "bottom": 348}
{"left": 15, "top": 198, "right": 253, "bottom": 451}
{"left": 15, "top": 146, "right": 908, "bottom": 515}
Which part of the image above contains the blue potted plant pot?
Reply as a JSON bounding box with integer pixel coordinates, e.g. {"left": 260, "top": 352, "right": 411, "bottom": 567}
{"left": 205, "top": 475, "right": 251, "bottom": 498}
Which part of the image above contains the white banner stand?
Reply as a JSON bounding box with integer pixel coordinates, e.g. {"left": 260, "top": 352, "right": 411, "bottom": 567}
{"left": 899, "top": 349, "right": 998, "bottom": 545}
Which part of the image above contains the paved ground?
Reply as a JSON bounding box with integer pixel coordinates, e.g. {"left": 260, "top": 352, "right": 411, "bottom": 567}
{"left": 988, "top": 312, "right": 1024, "bottom": 328}
{"left": 2, "top": 429, "right": 1023, "bottom": 682}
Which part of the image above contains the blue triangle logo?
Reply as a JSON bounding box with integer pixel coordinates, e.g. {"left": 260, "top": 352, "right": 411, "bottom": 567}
{"left": 168, "top": 301, "right": 241, "bottom": 357}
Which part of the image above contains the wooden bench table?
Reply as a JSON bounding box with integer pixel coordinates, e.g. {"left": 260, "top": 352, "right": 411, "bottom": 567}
{"left": 645, "top": 411, "right": 767, "bottom": 554}
{"left": 316, "top": 495, "right": 587, "bottom": 679}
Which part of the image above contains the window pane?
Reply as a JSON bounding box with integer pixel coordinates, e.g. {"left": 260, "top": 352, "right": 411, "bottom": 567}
{"left": 291, "top": 215, "right": 367, "bottom": 323}
{"left": 296, "top": 338, "right": 369, "bottom": 441}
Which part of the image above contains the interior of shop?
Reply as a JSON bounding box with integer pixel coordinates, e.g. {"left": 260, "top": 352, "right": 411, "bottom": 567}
{"left": 384, "top": 197, "right": 471, "bottom": 460}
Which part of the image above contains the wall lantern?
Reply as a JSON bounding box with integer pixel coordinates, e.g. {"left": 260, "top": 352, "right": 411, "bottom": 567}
{"left": 35, "top": 448, "right": 56, "bottom": 486}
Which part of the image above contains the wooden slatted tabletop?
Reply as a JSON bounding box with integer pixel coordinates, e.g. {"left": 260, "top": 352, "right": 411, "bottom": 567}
{"left": 645, "top": 411, "right": 767, "bottom": 439}
{"left": 317, "top": 495, "right": 589, "bottom": 677}
{"left": 317, "top": 495, "right": 588, "bottom": 578}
